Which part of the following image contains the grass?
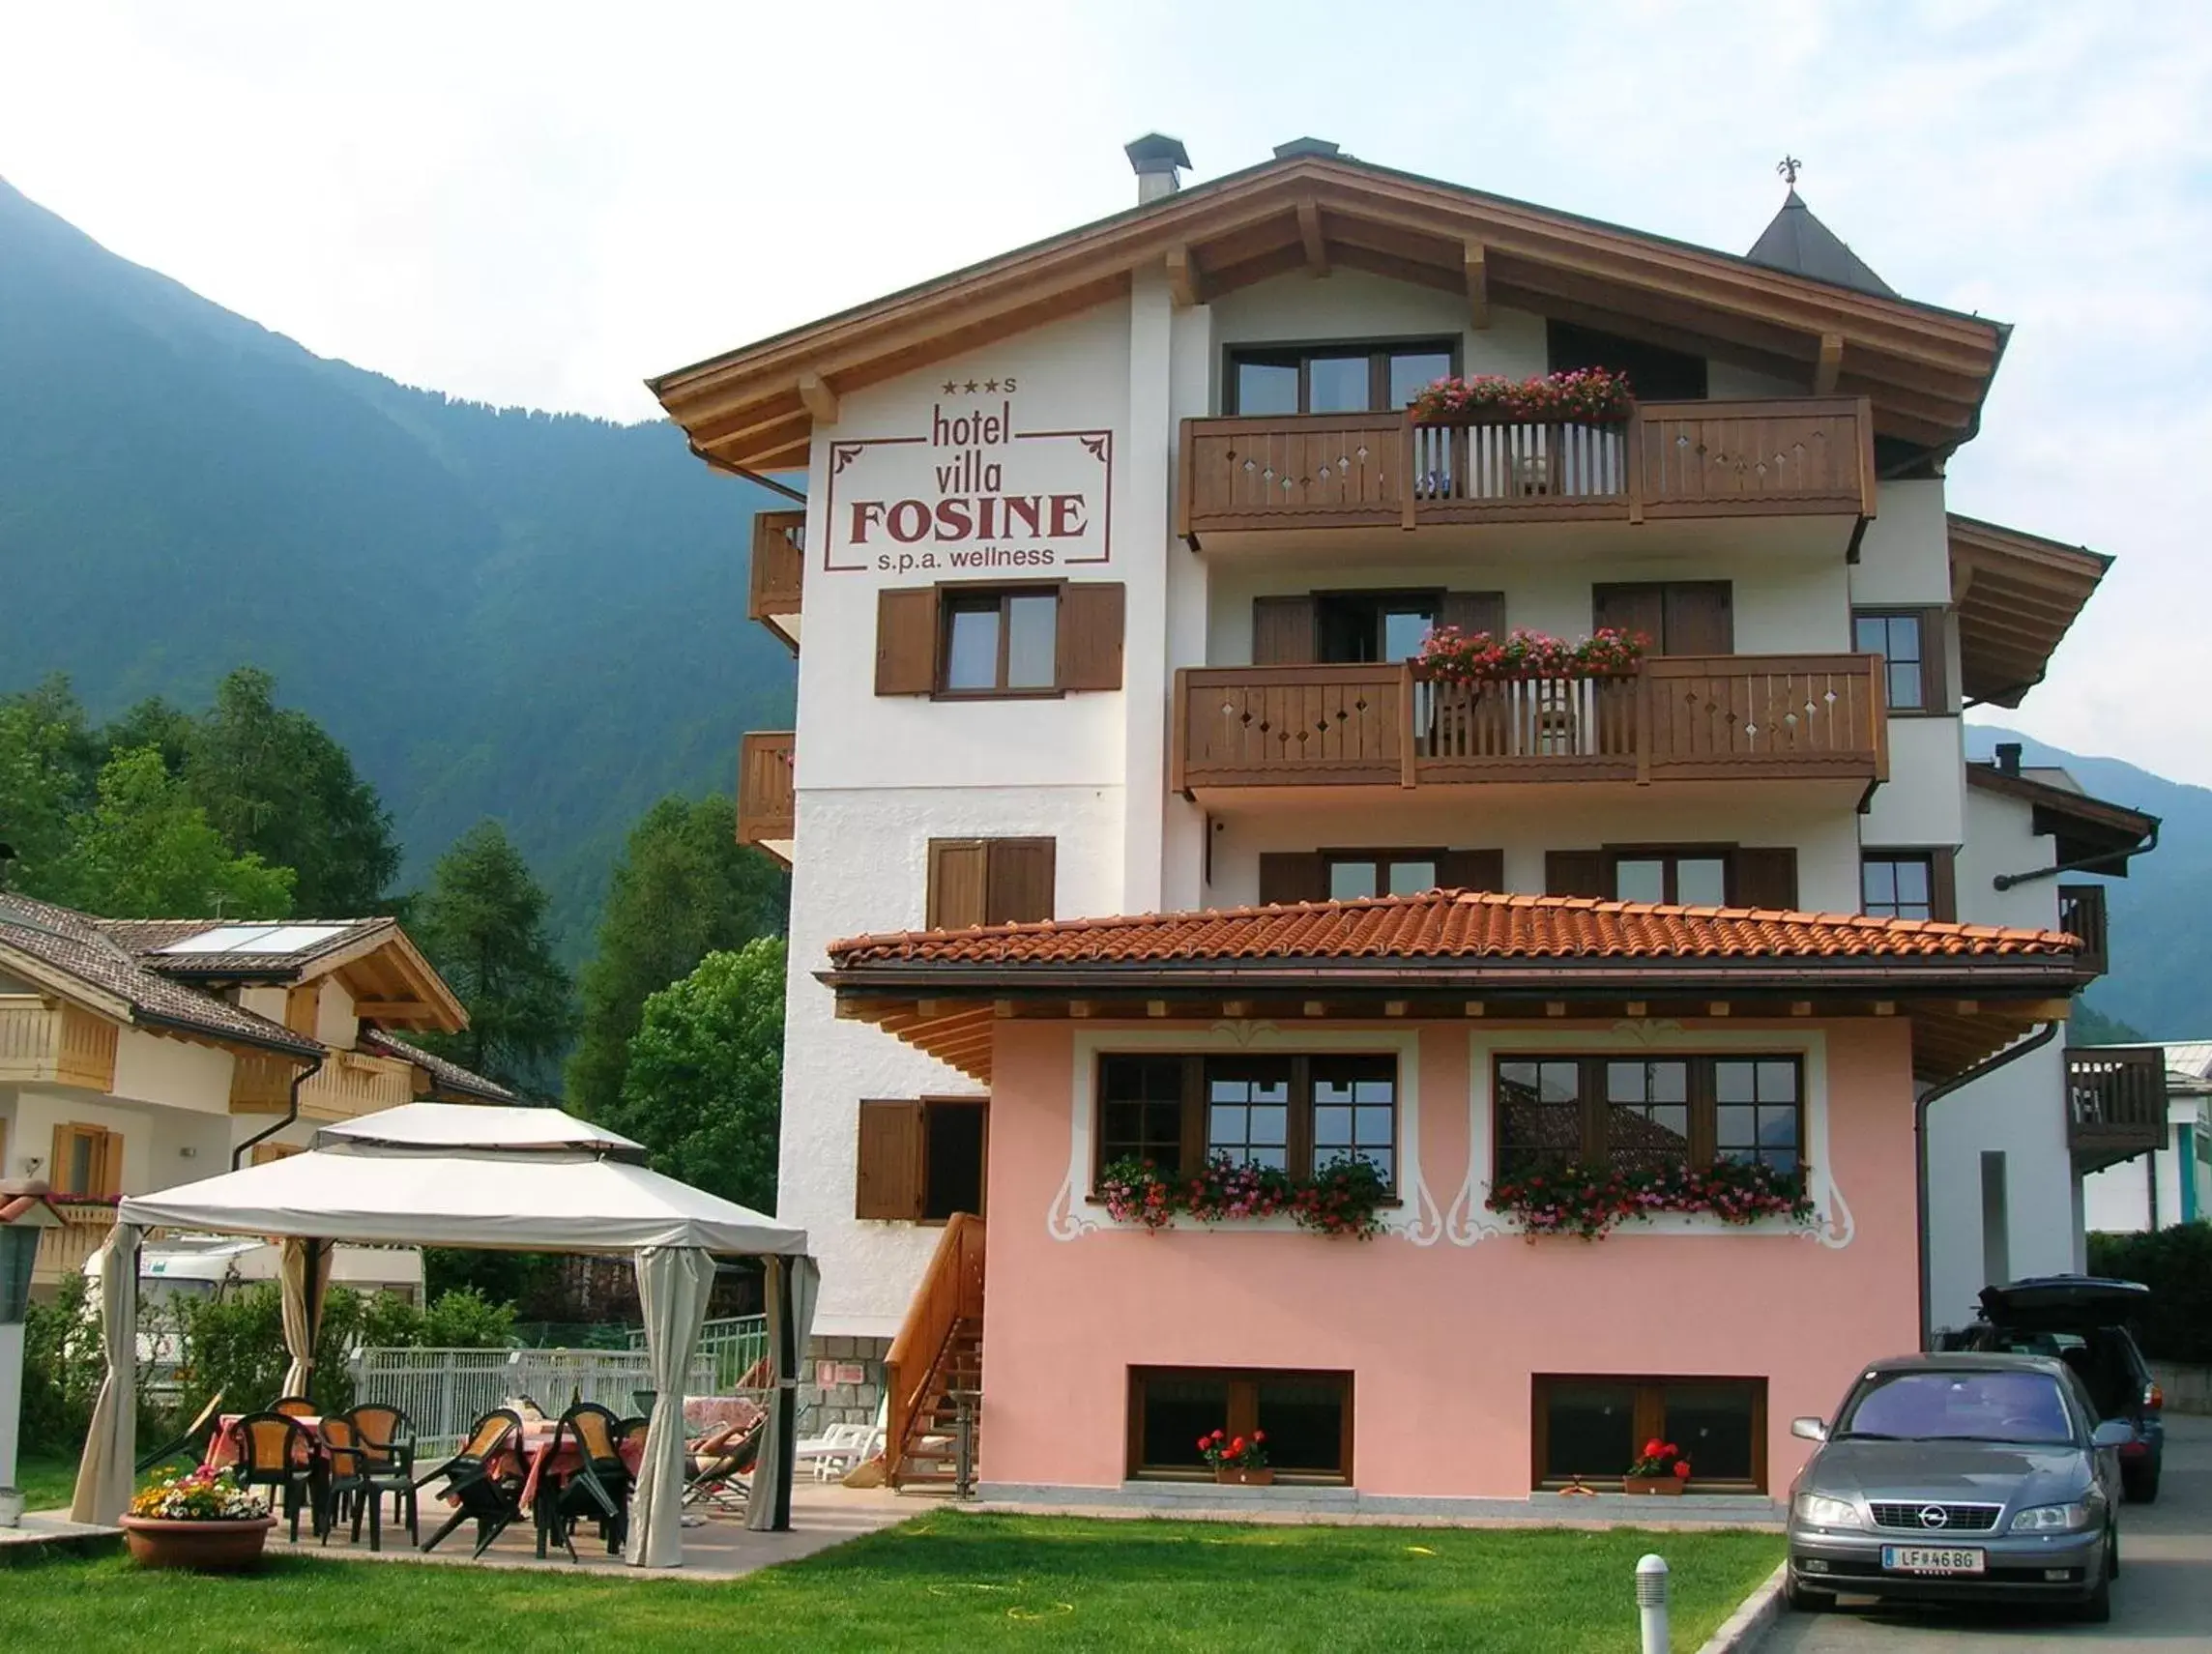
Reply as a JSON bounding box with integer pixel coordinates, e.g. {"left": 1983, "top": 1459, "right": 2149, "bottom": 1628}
{"left": 15, "top": 1450, "right": 80, "bottom": 1512}
{"left": 1, "top": 1511, "right": 1780, "bottom": 1652}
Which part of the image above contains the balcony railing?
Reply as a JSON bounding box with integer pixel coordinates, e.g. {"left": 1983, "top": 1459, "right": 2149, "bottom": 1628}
{"left": 231, "top": 1048, "right": 412, "bottom": 1121}
{"left": 737, "top": 731, "right": 797, "bottom": 863}
{"left": 0, "top": 996, "right": 119, "bottom": 1091}
{"left": 32, "top": 1196, "right": 119, "bottom": 1289}
{"left": 1177, "top": 397, "right": 1876, "bottom": 539}
{"left": 2067, "top": 1045, "right": 2168, "bottom": 1174}
{"left": 748, "top": 509, "right": 804, "bottom": 651}
{"left": 2057, "top": 884, "right": 2109, "bottom": 977}
{"left": 1173, "top": 654, "right": 1888, "bottom": 793}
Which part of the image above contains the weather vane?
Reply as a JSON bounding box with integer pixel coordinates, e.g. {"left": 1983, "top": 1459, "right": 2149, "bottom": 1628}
{"left": 1777, "top": 156, "right": 1802, "bottom": 188}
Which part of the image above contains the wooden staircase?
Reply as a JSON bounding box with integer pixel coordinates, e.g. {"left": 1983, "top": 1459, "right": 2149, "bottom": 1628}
{"left": 884, "top": 1213, "right": 984, "bottom": 1490}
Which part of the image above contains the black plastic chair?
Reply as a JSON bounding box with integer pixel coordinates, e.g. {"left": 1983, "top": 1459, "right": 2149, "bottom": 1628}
{"left": 537, "top": 1403, "right": 631, "bottom": 1561}
{"left": 231, "top": 1410, "right": 316, "bottom": 1542}
{"left": 419, "top": 1409, "right": 525, "bottom": 1558}
{"left": 316, "top": 1415, "right": 373, "bottom": 1547}
{"left": 271, "top": 1395, "right": 318, "bottom": 1419}
{"left": 136, "top": 1388, "right": 225, "bottom": 1474}
{"left": 344, "top": 1403, "right": 420, "bottom": 1551}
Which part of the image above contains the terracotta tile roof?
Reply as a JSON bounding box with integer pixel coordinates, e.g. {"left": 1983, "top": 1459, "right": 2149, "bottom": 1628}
{"left": 359, "top": 1030, "right": 517, "bottom": 1105}
{"left": 830, "top": 889, "right": 2083, "bottom": 971}
{"left": 0, "top": 894, "right": 323, "bottom": 1057}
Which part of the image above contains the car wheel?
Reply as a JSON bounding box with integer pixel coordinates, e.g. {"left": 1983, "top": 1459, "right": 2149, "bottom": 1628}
{"left": 2109, "top": 1523, "right": 2120, "bottom": 1578}
{"left": 1786, "top": 1572, "right": 1835, "bottom": 1613}
{"left": 2123, "top": 1459, "right": 2160, "bottom": 1504}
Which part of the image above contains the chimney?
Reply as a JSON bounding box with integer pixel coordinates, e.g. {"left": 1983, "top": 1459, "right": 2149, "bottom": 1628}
{"left": 1272, "top": 137, "right": 1342, "bottom": 160}
{"left": 1124, "top": 132, "right": 1192, "bottom": 204}
{"left": 1994, "top": 741, "right": 2023, "bottom": 775}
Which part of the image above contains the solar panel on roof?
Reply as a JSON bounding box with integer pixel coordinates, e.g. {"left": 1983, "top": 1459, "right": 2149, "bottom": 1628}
{"left": 156, "top": 922, "right": 347, "bottom": 956}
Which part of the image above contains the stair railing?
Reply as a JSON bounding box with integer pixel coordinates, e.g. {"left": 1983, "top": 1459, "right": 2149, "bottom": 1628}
{"left": 883, "top": 1211, "right": 985, "bottom": 1485}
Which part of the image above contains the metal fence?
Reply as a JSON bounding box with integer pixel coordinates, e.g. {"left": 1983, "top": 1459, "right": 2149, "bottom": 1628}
{"left": 628, "top": 1315, "right": 771, "bottom": 1391}
{"left": 350, "top": 1347, "right": 714, "bottom": 1454}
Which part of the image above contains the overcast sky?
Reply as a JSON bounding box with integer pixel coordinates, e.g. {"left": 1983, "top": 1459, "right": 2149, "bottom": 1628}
{"left": 2, "top": 1, "right": 2204, "bottom": 785}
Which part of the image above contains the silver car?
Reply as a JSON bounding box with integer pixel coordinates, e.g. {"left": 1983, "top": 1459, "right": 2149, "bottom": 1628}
{"left": 1786, "top": 1352, "right": 2134, "bottom": 1622}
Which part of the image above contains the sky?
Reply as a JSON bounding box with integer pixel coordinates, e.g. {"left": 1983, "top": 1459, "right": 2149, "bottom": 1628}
{"left": 2, "top": 0, "right": 2206, "bottom": 784}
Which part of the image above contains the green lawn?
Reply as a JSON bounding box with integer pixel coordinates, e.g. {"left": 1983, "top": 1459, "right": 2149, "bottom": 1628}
{"left": 2, "top": 1511, "right": 1779, "bottom": 1652}
{"left": 15, "top": 1450, "right": 79, "bottom": 1512}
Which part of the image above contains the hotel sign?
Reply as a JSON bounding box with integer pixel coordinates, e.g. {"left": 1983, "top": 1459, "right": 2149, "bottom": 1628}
{"left": 824, "top": 376, "right": 1113, "bottom": 573}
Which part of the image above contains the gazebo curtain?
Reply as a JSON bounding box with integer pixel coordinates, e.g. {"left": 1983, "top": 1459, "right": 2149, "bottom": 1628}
{"left": 624, "top": 1245, "right": 715, "bottom": 1567}
{"left": 71, "top": 1222, "right": 142, "bottom": 1524}
{"left": 279, "top": 1236, "right": 332, "bottom": 1398}
{"left": 748, "top": 1253, "right": 820, "bottom": 1532}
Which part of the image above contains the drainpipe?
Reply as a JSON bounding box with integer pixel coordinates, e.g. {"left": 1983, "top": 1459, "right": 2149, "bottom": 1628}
{"left": 1917, "top": 1020, "right": 2060, "bottom": 1350}
{"left": 1992, "top": 821, "right": 2159, "bottom": 891}
{"left": 233, "top": 1053, "right": 326, "bottom": 1170}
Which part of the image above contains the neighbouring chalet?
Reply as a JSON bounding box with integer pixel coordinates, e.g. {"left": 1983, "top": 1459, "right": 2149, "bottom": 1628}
{"left": 652, "top": 136, "right": 2162, "bottom": 1507}
{"left": 0, "top": 894, "right": 512, "bottom": 1294}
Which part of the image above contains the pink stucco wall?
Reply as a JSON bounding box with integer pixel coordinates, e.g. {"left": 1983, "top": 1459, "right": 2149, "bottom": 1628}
{"left": 977, "top": 1018, "right": 1919, "bottom": 1499}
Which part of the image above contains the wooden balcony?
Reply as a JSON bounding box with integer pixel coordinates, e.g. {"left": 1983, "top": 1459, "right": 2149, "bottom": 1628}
{"left": 0, "top": 996, "right": 119, "bottom": 1091}
{"left": 749, "top": 508, "right": 804, "bottom": 652}
{"left": 2067, "top": 1045, "right": 2168, "bottom": 1175}
{"left": 1173, "top": 654, "right": 1888, "bottom": 796}
{"left": 2057, "top": 884, "right": 2109, "bottom": 977}
{"left": 1177, "top": 397, "right": 1876, "bottom": 544}
{"left": 737, "top": 731, "right": 797, "bottom": 865}
{"left": 32, "top": 1197, "right": 119, "bottom": 1290}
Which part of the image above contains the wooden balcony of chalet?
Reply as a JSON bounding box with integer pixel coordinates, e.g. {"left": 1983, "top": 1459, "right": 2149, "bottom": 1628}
{"left": 229, "top": 1046, "right": 414, "bottom": 1122}
{"left": 737, "top": 731, "right": 797, "bottom": 866}
{"left": 0, "top": 996, "right": 119, "bottom": 1091}
{"left": 1173, "top": 653, "right": 1887, "bottom": 798}
{"left": 32, "top": 1197, "right": 119, "bottom": 1290}
{"left": 749, "top": 509, "right": 805, "bottom": 652}
{"left": 2066, "top": 1045, "right": 2168, "bottom": 1175}
{"left": 2057, "top": 884, "right": 2109, "bottom": 978}
{"left": 1177, "top": 397, "right": 1877, "bottom": 549}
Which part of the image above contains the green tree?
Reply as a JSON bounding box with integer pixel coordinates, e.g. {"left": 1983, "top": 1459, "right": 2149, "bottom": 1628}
{"left": 410, "top": 820, "right": 573, "bottom": 1093}
{"left": 182, "top": 667, "right": 400, "bottom": 913}
{"left": 602, "top": 940, "right": 785, "bottom": 1210}
{"left": 0, "top": 676, "right": 98, "bottom": 886}
{"left": 46, "top": 746, "right": 295, "bottom": 918}
{"left": 2070, "top": 995, "right": 2147, "bottom": 1046}
{"left": 567, "top": 796, "right": 787, "bottom": 1119}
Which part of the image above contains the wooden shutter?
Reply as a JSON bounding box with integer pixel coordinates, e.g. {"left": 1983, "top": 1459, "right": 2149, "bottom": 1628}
{"left": 1440, "top": 848, "right": 1505, "bottom": 893}
{"left": 1733, "top": 847, "right": 1800, "bottom": 912}
{"left": 1258, "top": 852, "right": 1328, "bottom": 906}
{"left": 1663, "top": 582, "right": 1734, "bottom": 656}
{"left": 1252, "top": 595, "right": 1317, "bottom": 664}
{"left": 855, "top": 1100, "right": 925, "bottom": 1220}
{"left": 1591, "top": 583, "right": 1665, "bottom": 649}
{"left": 49, "top": 1123, "right": 73, "bottom": 1195}
{"left": 1545, "top": 850, "right": 1608, "bottom": 898}
{"left": 927, "top": 839, "right": 990, "bottom": 930}
{"left": 1929, "top": 848, "right": 1959, "bottom": 923}
{"left": 1440, "top": 592, "right": 1506, "bottom": 640}
{"left": 875, "top": 587, "right": 940, "bottom": 695}
{"left": 1919, "top": 606, "right": 1951, "bottom": 713}
{"left": 985, "top": 838, "right": 1057, "bottom": 924}
{"left": 1056, "top": 582, "right": 1125, "bottom": 691}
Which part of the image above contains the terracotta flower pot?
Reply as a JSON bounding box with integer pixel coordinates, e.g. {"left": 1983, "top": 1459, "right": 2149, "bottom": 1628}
{"left": 120, "top": 1515, "right": 276, "bottom": 1570}
{"left": 1214, "top": 1465, "right": 1276, "bottom": 1487}
{"left": 1621, "top": 1475, "right": 1686, "bottom": 1496}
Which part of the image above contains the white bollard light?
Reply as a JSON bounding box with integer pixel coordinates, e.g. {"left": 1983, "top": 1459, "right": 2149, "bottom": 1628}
{"left": 1637, "top": 1552, "right": 1671, "bottom": 1654}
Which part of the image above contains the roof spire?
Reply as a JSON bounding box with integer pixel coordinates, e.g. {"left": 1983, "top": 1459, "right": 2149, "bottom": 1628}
{"left": 1745, "top": 162, "right": 1896, "bottom": 298}
{"left": 1776, "top": 155, "right": 1802, "bottom": 189}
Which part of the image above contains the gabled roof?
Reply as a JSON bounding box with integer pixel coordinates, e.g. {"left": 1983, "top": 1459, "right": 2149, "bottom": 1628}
{"left": 359, "top": 1030, "right": 518, "bottom": 1106}
{"left": 651, "top": 150, "right": 2008, "bottom": 470}
{"left": 1747, "top": 189, "right": 1896, "bottom": 298}
{"left": 98, "top": 914, "right": 467, "bottom": 1032}
{"left": 1965, "top": 763, "right": 2159, "bottom": 875}
{"left": 1948, "top": 514, "right": 2112, "bottom": 709}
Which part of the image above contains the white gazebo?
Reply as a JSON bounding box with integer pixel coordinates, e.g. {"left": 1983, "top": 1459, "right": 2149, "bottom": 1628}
{"left": 70, "top": 1104, "right": 817, "bottom": 1567}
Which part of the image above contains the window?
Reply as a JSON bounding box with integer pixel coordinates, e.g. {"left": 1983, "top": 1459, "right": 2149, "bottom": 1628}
{"left": 49, "top": 1122, "right": 121, "bottom": 1197}
{"left": 1546, "top": 320, "right": 1709, "bottom": 402}
{"left": 927, "top": 837, "right": 1055, "bottom": 930}
{"left": 1533, "top": 1376, "right": 1765, "bottom": 1491}
{"left": 874, "top": 581, "right": 1124, "bottom": 697}
{"left": 1544, "top": 845, "right": 1798, "bottom": 911}
{"left": 1860, "top": 850, "right": 1955, "bottom": 922}
{"left": 1095, "top": 1054, "right": 1399, "bottom": 1188}
{"left": 1591, "top": 582, "right": 1733, "bottom": 656}
{"left": 1226, "top": 338, "right": 1458, "bottom": 416}
{"left": 1613, "top": 852, "right": 1728, "bottom": 907}
{"left": 854, "top": 1097, "right": 988, "bottom": 1221}
{"left": 1251, "top": 589, "right": 1503, "bottom": 668}
{"left": 1853, "top": 608, "right": 1947, "bottom": 713}
{"left": 1129, "top": 1368, "right": 1353, "bottom": 1480}
{"left": 1495, "top": 1055, "right": 1803, "bottom": 1180}
{"left": 1260, "top": 849, "right": 1500, "bottom": 907}
{"left": 1327, "top": 853, "right": 1440, "bottom": 900}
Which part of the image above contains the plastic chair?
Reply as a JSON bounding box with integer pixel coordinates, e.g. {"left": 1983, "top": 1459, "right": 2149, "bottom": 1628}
{"left": 419, "top": 1409, "right": 525, "bottom": 1558}
{"left": 538, "top": 1403, "right": 631, "bottom": 1561}
{"left": 344, "top": 1404, "right": 420, "bottom": 1550}
{"left": 683, "top": 1414, "right": 765, "bottom": 1516}
{"left": 271, "top": 1395, "right": 318, "bottom": 1419}
{"left": 138, "top": 1388, "right": 225, "bottom": 1474}
{"left": 317, "top": 1416, "right": 373, "bottom": 1546}
{"left": 231, "top": 1410, "right": 315, "bottom": 1542}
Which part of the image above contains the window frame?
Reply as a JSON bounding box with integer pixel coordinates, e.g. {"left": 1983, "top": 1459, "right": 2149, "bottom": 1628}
{"left": 1093, "top": 1053, "right": 1401, "bottom": 1195}
{"left": 937, "top": 580, "right": 1064, "bottom": 699}
{"left": 1601, "top": 844, "right": 1738, "bottom": 906}
{"left": 51, "top": 1121, "right": 121, "bottom": 1198}
{"left": 1322, "top": 848, "right": 1446, "bottom": 901}
{"left": 1852, "top": 606, "right": 1948, "bottom": 715}
{"left": 1127, "top": 1366, "right": 1354, "bottom": 1482}
{"left": 1492, "top": 1054, "right": 1806, "bottom": 1181}
{"left": 1530, "top": 1374, "right": 1767, "bottom": 1493}
{"left": 1860, "top": 851, "right": 1936, "bottom": 920}
{"left": 1312, "top": 587, "right": 1444, "bottom": 664}
{"left": 1223, "top": 335, "right": 1463, "bottom": 417}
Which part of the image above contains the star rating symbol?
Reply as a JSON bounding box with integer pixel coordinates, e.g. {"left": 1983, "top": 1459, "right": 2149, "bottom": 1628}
{"left": 963, "top": 379, "right": 979, "bottom": 393}
{"left": 983, "top": 378, "right": 1000, "bottom": 392}
{"left": 942, "top": 380, "right": 957, "bottom": 394}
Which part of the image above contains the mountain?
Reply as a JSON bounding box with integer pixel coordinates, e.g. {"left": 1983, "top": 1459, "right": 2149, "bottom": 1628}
{"left": 1965, "top": 727, "right": 2211, "bottom": 1041}
{"left": 0, "top": 177, "right": 797, "bottom": 949}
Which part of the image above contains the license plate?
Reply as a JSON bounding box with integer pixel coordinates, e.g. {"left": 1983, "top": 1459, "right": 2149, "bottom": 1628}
{"left": 1882, "top": 1546, "right": 1986, "bottom": 1575}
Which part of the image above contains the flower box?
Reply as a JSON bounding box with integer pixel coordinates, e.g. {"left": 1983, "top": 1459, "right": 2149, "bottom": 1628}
{"left": 1621, "top": 1476, "right": 1685, "bottom": 1497}
{"left": 1214, "top": 1466, "right": 1277, "bottom": 1487}
{"left": 120, "top": 1514, "right": 276, "bottom": 1570}
{"left": 1409, "top": 368, "right": 1636, "bottom": 427}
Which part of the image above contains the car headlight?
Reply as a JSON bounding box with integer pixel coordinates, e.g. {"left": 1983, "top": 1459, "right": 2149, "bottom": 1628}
{"left": 1792, "top": 1493, "right": 1864, "bottom": 1529}
{"left": 2010, "top": 1501, "right": 2093, "bottom": 1533}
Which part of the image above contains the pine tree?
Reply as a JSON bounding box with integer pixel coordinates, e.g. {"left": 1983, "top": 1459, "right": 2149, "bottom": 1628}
{"left": 409, "top": 821, "right": 573, "bottom": 1094}
{"left": 46, "top": 746, "right": 296, "bottom": 918}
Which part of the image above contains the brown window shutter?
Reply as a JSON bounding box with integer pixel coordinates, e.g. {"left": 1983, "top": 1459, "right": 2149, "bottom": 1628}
{"left": 1057, "top": 582, "right": 1125, "bottom": 691}
{"left": 855, "top": 1100, "right": 925, "bottom": 1220}
{"left": 48, "top": 1123, "right": 71, "bottom": 1195}
{"left": 1663, "top": 582, "right": 1734, "bottom": 655}
{"left": 102, "top": 1129, "right": 123, "bottom": 1197}
{"left": 1258, "top": 852, "right": 1329, "bottom": 906}
{"left": 1440, "top": 592, "right": 1506, "bottom": 640}
{"left": 1440, "top": 849, "right": 1505, "bottom": 893}
{"left": 1929, "top": 848, "right": 1959, "bottom": 923}
{"left": 875, "top": 587, "right": 940, "bottom": 695}
{"left": 1920, "top": 606, "right": 1951, "bottom": 713}
{"left": 1733, "top": 847, "right": 1800, "bottom": 912}
{"left": 985, "top": 838, "right": 1057, "bottom": 924}
{"left": 1591, "top": 583, "right": 1664, "bottom": 649}
{"left": 1252, "top": 595, "right": 1317, "bottom": 665}
{"left": 1545, "top": 850, "right": 1608, "bottom": 899}
{"left": 927, "top": 839, "right": 990, "bottom": 930}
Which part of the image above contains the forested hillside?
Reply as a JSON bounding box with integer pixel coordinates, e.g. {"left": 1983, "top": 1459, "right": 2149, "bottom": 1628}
{"left": 0, "top": 175, "right": 795, "bottom": 949}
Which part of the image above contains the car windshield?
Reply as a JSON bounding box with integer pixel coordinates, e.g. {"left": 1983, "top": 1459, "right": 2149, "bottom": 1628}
{"left": 1839, "top": 1370, "right": 2075, "bottom": 1444}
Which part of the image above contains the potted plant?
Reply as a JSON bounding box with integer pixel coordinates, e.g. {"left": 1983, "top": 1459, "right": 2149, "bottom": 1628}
{"left": 1290, "top": 1156, "right": 1392, "bottom": 1239}
{"left": 119, "top": 1465, "right": 276, "bottom": 1569}
{"left": 1623, "top": 1439, "right": 1693, "bottom": 1495}
{"left": 1182, "top": 1153, "right": 1294, "bottom": 1223}
{"left": 1100, "top": 1156, "right": 1177, "bottom": 1231}
{"left": 1408, "top": 367, "right": 1636, "bottom": 426}
{"left": 1199, "top": 1427, "right": 1273, "bottom": 1486}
